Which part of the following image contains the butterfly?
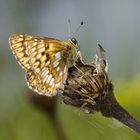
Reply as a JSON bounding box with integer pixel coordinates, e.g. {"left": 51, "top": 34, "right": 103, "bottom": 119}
{"left": 9, "top": 34, "right": 80, "bottom": 96}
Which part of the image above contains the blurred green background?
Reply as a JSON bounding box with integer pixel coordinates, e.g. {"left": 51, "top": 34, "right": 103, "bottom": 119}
{"left": 0, "top": 0, "right": 140, "bottom": 140}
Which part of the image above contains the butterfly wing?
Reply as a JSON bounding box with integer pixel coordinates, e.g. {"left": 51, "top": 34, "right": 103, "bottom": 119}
{"left": 25, "top": 70, "right": 57, "bottom": 96}
{"left": 25, "top": 67, "right": 67, "bottom": 96}
{"left": 10, "top": 34, "right": 75, "bottom": 96}
{"left": 26, "top": 36, "right": 70, "bottom": 96}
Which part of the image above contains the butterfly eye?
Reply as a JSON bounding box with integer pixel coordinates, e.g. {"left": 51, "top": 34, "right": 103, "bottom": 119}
{"left": 70, "top": 37, "right": 80, "bottom": 51}
{"left": 71, "top": 37, "right": 77, "bottom": 45}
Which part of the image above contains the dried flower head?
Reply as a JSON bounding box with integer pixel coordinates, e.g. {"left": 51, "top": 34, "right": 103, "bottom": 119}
{"left": 62, "top": 44, "right": 111, "bottom": 113}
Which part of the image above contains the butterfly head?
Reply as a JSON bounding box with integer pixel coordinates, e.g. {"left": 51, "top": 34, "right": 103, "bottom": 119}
{"left": 71, "top": 37, "right": 78, "bottom": 45}
{"left": 68, "top": 37, "right": 80, "bottom": 52}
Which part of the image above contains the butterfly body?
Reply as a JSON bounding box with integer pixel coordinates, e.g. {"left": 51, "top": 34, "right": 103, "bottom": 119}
{"left": 9, "top": 34, "right": 79, "bottom": 96}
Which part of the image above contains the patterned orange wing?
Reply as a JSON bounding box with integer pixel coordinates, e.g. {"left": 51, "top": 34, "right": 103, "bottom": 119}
{"left": 9, "top": 34, "right": 79, "bottom": 96}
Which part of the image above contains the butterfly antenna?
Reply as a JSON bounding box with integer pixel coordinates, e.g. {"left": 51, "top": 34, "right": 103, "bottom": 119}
{"left": 67, "top": 18, "right": 71, "bottom": 38}
{"left": 71, "top": 21, "right": 84, "bottom": 37}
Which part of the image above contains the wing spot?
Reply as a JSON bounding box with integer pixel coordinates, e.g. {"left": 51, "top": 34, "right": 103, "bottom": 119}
{"left": 36, "top": 53, "right": 42, "bottom": 59}
{"left": 34, "top": 39, "right": 38, "bottom": 42}
{"left": 36, "top": 68, "right": 40, "bottom": 73}
{"left": 42, "top": 68, "right": 49, "bottom": 77}
{"left": 11, "top": 42, "right": 22, "bottom": 49}
{"left": 16, "top": 52, "right": 24, "bottom": 58}
{"left": 56, "top": 67, "right": 60, "bottom": 72}
{"left": 46, "top": 74, "right": 52, "bottom": 84}
{"left": 49, "top": 78, "right": 55, "bottom": 86}
{"left": 38, "top": 47, "right": 45, "bottom": 53}
{"left": 33, "top": 42, "right": 37, "bottom": 46}
{"left": 53, "top": 61, "right": 59, "bottom": 68}
{"left": 41, "top": 85, "right": 46, "bottom": 92}
{"left": 30, "top": 51, "right": 37, "bottom": 57}
{"left": 11, "top": 40, "right": 15, "bottom": 44}
{"left": 30, "top": 58, "right": 36, "bottom": 63}
{"left": 29, "top": 47, "right": 36, "bottom": 53}
{"left": 46, "top": 60, "right": 50, "bottom": 66}
{"left": 59, "top": 71, "right": 63, "bottom": 76}
{"left": 33, "top": 61, "right": 40, "bottom": 69}
{"left": 19, "top": 34, "right": 24, "bottom": 37}
{"left": 41, "top": 52, "right": 45, "bottom": 55}
{"left": 20, "top": 57, "right": 29, "bottom": 64}
{"left": 55, "top": 52, "right": 61, "bottom": 59}
{"left": 37, "top": 44, "right": 45, "bottom": 49}
{"left": 43, "top": 74, "right": 49, "bottom": 82}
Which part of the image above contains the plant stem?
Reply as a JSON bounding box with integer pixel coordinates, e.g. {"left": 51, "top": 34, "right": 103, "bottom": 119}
{"left": 99, "top": 85, "right": 140, "bottom": 134}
